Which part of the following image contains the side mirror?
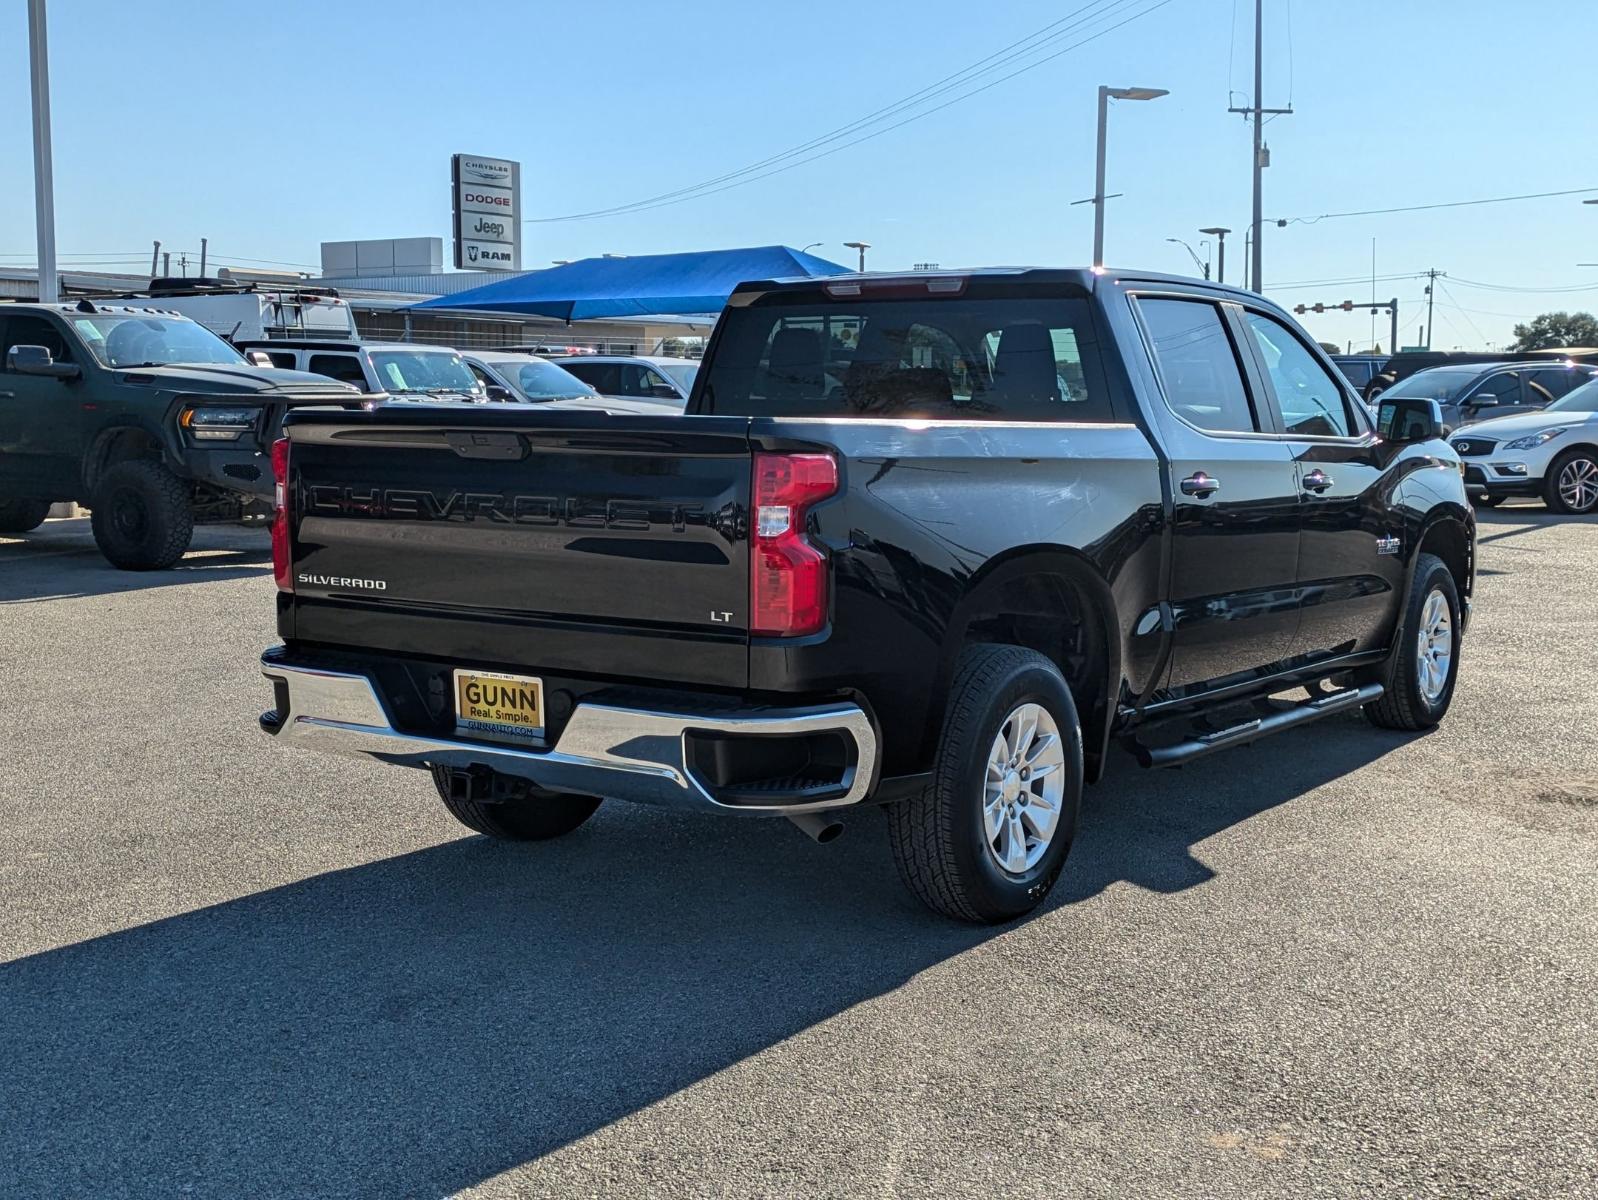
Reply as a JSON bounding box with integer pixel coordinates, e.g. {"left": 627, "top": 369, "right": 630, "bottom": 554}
{"left": 245, "top": 350, "right": 274, "bottom": 368}
{"left": 484, "top": 384, "right": 514, "bottom": 402}
{"left": 647, "top": 384, "right": 680, "bottom": 400}
{"left": 1470, "top": 393, "right": 1499, "bottom": 407}
{"left": 1378, "top": 397, "right": 1443, "bottom": 443}
{"left": 7, "top": 344, "right": 81, "bottom": 380}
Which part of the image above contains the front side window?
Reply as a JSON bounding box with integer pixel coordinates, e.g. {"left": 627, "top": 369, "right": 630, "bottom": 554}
{"left": 1137, "top": 298, "right": 1258, "bottom": 434}
{"left": 1470, "top": 372, "right": 1522, "bottom": 407}
{"left": 700, "top": 289, "right": 1112, "bottom": 421}
{"left": 513, "top": 359, "right": 597, "bottom": 401}
{"left": 2, "top": 315, "right": 72, "bottom": 368}
{"left": 1244, "top": 312, "right": 1357, "bottom": 437}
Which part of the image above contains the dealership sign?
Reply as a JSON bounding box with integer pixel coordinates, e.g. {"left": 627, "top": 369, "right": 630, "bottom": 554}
{"left": 452, "top": 154, "right": 521, "bottom": 272}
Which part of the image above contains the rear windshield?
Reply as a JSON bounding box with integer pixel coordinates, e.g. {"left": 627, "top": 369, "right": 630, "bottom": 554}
{"left": 698, "top": 287, "right": 1112, "bottom": 421}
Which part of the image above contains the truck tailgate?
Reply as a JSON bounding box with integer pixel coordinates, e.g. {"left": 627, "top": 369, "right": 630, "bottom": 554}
{"left": 283, "top": 407, "right": 753, "bottom": 689}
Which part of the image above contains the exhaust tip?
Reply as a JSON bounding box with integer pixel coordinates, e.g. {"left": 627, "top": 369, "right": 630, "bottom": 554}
{"left": 787, "top": 811, "right": 846, "bottom": 844}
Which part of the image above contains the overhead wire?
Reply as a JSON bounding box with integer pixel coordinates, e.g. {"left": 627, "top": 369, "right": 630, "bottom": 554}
{"left": 527, "top": 0, "right": 1180, "bottom": 222}
{"left": 1275, "top": 185, "right": 1598, "bottom": 226}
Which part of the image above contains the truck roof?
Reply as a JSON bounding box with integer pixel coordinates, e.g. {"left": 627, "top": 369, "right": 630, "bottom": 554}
{"left": 733, "top": 266, "right": 1260, "bottom": 304}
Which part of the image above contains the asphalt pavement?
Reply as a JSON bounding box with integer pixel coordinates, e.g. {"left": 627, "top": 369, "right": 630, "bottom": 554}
{"left": 1, "top": 509, "right": 1594, "bottom": 1199}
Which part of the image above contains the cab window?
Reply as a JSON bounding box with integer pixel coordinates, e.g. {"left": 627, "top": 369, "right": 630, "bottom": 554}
{"left": 1137, "top": 298, "right": 1259, "bottom": 434}
{"left": 1, "top": 315, "right": 72, "bottom": 368}
{"left": 1243, "top": 312, "right": 1359, "bottom": 437}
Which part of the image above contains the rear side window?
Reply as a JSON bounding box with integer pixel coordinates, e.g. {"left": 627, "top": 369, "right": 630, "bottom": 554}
{"left": 1243, "top": 312, "right": 1358, "bottom": 437}
{"left": 1137, "top": 298, "right": 1259, "bottom": 433}
{"left": 699, "top": 290, "right": 1113, "bottom": 421}
{"left": 308, "top": 353, "right": 367, "bottom": 386}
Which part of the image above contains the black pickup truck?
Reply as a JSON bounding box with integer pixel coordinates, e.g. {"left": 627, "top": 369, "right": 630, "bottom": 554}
{"left": 260, "top": 269, "right": 1473, "bottom": 922}
{"left": 0, "top": 301, "right": 361, "bottom": 568}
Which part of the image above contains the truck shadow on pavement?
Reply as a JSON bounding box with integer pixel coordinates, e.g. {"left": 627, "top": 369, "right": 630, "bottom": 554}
{"left": 0, "top": 721, "right": 1405, "bottom": 1197}
{"left": 0, "top": 519, "right": 270, "bottom": 604}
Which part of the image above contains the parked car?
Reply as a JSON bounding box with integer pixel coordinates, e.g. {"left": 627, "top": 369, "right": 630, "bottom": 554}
{"left": 1451, "top": 377, "right": 1598, "bottom": 513}
{"left": 1362, "top": 348, "right": 1598, "bottom": 403}
{"left": 1378, "top": 360, "right": 1598, "bottom": 433}
{"left": 546, "top": 354, "right": 698, "bottom": 405}
{"left": 0, "top": 300, "right": 361, "bottom": 568}
{"left": 458, "top": 351, "right": 600, "bottom": 403}
{"left": 239, "top": 339, "right": 483, "bottom": 402}
{"left": 258, "top": 267, "right": 1474, "bottom": 923}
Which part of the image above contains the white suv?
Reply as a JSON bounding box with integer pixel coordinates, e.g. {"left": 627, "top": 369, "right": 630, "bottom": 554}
{"left": 1452, "top": 378, "right": 1598, "bottom": 513}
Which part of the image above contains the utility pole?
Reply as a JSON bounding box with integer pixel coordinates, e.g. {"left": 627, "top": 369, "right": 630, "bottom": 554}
{"left": 1422, "top": 268, "right": 1445, "bottom": 350}
{"left": 1227, "top": 0, "right": 1290, "bottom": 293}
{"left": 151, "top": 240, "right": 161, "bottom": 277}
{"left": 28, "top": 0, "right": 58, "bottom": 303}
{"left": 199, "top": 237, "right": 208, "bottom": 278}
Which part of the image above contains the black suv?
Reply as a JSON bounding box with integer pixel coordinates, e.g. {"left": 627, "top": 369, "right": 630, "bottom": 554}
{"left": 0, "top": 300, "right": 362, "bottom": 569}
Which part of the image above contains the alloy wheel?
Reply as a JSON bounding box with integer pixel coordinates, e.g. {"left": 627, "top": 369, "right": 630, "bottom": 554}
{"left": 1557, "top": 456, "right": 1598, "bottom": 512}
{"left": 983, "top": 702, "right": 1067, "bottom": 876}
{"left": 1417, "top": 588, "right": 1454, "bottom": 705}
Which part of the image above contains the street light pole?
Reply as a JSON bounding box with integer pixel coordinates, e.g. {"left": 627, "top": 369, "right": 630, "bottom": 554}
{"left": 1165, "top": 238, "right": 1210, "bottom": 279}
{"left": 1200, "top": 227, "right": 1231, "bottom": 285}
{"left": 843, "top": 241, "right": 870, "bottom": 272}
{"left": 1080, "top": 85, "right": 1168, "bottom": 269}
{"left": 28, "top": 0, "right": 58, "bottom": 303}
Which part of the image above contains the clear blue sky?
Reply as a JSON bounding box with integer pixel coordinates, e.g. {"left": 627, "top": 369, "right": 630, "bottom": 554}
{"left": 4, "top": 0, "right": 1596, "bottom": 350}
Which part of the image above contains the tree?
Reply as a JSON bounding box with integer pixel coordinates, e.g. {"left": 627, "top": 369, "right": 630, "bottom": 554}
{"left": 1508, "top": 311, "right": 1598, "bottom": 351}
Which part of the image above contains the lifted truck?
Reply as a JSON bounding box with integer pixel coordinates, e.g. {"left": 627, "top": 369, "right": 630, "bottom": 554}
{"left": 258, "top": 268, "right": 1474, "bottom": 922}
{"left": 0, "top": 300, "right": 364, "bottom": 569}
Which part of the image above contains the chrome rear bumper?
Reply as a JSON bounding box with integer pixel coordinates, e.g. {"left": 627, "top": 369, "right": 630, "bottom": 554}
{"left": 259, "top": 653, "right": 877, "bottom": 815}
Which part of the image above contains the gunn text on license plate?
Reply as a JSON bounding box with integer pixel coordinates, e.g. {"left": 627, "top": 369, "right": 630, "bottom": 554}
{"left": 453, "top": 669, "right": 544, "bottom": 743}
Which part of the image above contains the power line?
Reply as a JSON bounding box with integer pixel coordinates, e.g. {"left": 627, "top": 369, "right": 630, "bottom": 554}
{"left": 1447, "top": 274, "right": 1598, "bottom": 294}
{"left": 528, "top": 0, "right": 1131, "bottom": 222}
{"left": 527, "top": 0, "right": 1179, "bottom": 223}
{"left": 1275, "top": 185, "right": 1598, "bottom": 226}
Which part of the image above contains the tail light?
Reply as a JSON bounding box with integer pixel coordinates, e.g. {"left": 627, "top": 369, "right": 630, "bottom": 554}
{"left": 751, "top": 452, "right": 838, "bottom": 636}
{"left": 271, "top": 437, "right": 292, "bottom": 591}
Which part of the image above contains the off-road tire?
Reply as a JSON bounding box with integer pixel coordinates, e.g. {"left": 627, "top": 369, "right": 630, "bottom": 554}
{"left": 0, "top": 498, "right": 51, "bottom": 532}
{"left": 1542, "top": 447, "right": 1598, "bottom": 515}
{"left": 89, "top": 460, "right": 193, "bottom": 570}
{"left": 887, "top": 644, "right": 1084, "bottom": 923}
{"left": 1366, "top": 552, "right": 1460, "bottom": 731}
{"left": 429, "top": 765, "right": 602, "bottom": 841}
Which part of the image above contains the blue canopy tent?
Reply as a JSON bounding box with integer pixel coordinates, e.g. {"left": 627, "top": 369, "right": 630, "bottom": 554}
{"left": 410, "top": 245, "right": 849, "bottom": 321}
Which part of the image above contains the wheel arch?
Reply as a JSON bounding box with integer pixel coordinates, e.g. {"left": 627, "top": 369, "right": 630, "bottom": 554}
{"left": 83, "top": 419, "right": 172, "bottom": 494}
{"left": 934, "top": 545, "right": 1123, "bottom": 784}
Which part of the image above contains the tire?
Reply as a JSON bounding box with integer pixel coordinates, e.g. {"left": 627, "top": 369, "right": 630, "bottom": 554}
{"left": 1471, "top": 494, "right": 1504, "bottom": 509}
{"left": 1366, "top": 552, "right": 1460, "bottom": 731}
{"left": 887, "top": 644, "right": 1084, "bottom": 923}
{"left": 429, "top": 764, "right": 601, "bottom": 841}
{"left": 89, "top": 460, "right": 193, "bottom": 570}
{"left": 1365, "top": 382, "right": 1388, "bottom": 405}
{"left": 1542, "top": 447, "right": 1598, "bottom": 515}
{"left": 0, "top": 498, "right": 51, "bottom": 532}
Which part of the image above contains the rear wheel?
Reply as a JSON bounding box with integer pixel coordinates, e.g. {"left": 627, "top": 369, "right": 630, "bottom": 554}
{"left": 1543, "top": 448, "right": 1598, "bottom": 515}
{"left": 89, "top": 460, "right": 193, "bottom": 569}
{"left": 1366, "top": 553, "right": 1460, "bottom": 731}
{"left": 0, "top": 498, "right": 51, "bottom": 532}
{"left": 429, "top": 765, "right": 602, "bottom": 841}
{"left": 887, "top": 644, "right": 1083, "bottom": 923}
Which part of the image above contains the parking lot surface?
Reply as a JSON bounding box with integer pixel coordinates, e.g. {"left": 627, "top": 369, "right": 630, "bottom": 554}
{"left": 1, "top": 509, "right": 1594, "bottom": 1199}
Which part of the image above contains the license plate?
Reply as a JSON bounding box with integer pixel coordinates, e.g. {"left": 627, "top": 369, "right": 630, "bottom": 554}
{"left": 453, "top": 669, "right": 544, "bottom": 743}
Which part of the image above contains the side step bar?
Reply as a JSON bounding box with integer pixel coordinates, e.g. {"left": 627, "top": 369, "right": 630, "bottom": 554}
{"left": 1134, "top": 683, "right": 1384, "bottom": 769}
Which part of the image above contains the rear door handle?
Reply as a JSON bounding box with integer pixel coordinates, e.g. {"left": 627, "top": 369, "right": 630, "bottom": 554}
{"left": 1179, "top": 472, "right": 1221, "bottom": 498}
{"left": 1302, "top": 469, "right": 1334, "bottom": 493}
